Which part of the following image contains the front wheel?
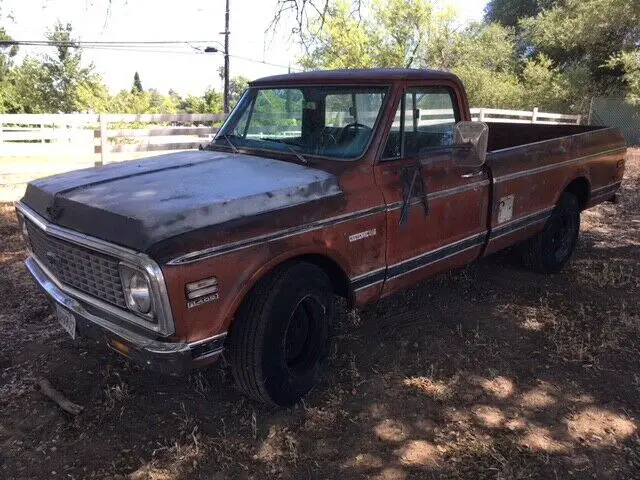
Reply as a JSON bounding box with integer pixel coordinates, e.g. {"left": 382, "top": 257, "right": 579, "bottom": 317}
{"left": 520, "top": 192, "right": 581, "bottom": 273}
{"left": 227, "top": 262, "right": 334, "bottom": 406}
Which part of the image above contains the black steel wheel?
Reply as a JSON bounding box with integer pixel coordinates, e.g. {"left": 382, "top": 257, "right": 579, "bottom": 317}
{"left": 521, "top": 192, "right": 581, "bottom": 273}
{"left": 227, "top": 262, "right": 334, "bottom": 406}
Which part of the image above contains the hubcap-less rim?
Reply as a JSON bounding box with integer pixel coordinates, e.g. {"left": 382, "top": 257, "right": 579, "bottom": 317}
{"left": 283, "top": 295, "right": 326, "bottom": 376}
{"left": 549, "top": 208, "right": 577, "bottom": 261}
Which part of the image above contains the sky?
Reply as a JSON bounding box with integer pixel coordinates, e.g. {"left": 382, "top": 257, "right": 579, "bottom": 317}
{"left": 2, "top": 0, "right": 488, "bottom": 96}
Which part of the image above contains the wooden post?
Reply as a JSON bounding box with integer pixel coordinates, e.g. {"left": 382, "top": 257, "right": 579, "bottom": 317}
{"left": 98, "top": 114, "right": 108, "bottom": 166}
{"left": 41, "top": 122, "right": 45, "bottom": 143}
{"left": 532, "top": 107, "right": 539, "bottom": 123}
{"left": 479, "top": 108, "right": 486, "bottom": 122}
{"left": 0, "top": 122, "right": 3, "bottom": 144}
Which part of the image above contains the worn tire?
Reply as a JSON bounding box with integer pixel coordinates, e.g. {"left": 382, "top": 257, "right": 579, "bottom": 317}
{"left": 521, "top": 192, "right": 581, "bottom": 273}
{"left": 227, "top": 262, "right": 334, "bottom": 406}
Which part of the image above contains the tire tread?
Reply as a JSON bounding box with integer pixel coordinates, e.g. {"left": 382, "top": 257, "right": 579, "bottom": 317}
{"left": 520, "top": 192, "right": 580, "bottom": 273}
{"left": 227, "top": 262, "right": 330, "bottom": 405}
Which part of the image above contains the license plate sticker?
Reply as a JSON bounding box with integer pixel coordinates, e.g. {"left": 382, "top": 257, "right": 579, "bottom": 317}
{"left": 55, "top": 304, "right": 76, "bottom": 340}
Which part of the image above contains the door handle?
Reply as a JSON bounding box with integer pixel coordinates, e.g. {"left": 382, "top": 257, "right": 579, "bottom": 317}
{"left": 461, "top": 170, "right": 484, "bottom": 179}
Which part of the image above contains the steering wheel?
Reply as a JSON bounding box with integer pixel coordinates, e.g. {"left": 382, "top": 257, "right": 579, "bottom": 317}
{"left": 338, "top": 122, "right": 371, "bottom": 143}
{"left": 311, "top": 130, "right": 338, "bottom": 155}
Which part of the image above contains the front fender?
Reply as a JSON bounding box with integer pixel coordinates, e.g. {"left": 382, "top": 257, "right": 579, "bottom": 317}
{"left": 161, "top": 239, "right": 352, "bottom": 343}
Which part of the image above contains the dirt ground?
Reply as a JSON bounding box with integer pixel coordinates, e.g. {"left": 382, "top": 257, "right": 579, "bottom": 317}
{"left": 1, "top": 152, "right": 639, "bottom": 480}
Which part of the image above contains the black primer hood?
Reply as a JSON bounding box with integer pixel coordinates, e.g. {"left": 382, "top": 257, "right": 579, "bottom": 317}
{"left": 21, "top": 150, "right": 342, "bottom": 252}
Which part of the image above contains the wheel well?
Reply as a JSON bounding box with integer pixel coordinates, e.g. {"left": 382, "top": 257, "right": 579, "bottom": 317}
{"left": 564, "top": 177, "right": 590, "bottom": 210}
{"left": 294, "top": 254, "right": 351, "bottom": 300}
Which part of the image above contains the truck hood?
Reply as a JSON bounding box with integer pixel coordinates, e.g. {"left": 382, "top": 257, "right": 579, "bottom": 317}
{"left": 21, "top": 150, "right": 342, "bottom": 251}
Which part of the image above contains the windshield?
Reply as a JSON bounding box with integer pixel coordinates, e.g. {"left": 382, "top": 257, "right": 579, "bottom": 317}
{"left": 211, "top": 86, "right": 388, "bottom": 160}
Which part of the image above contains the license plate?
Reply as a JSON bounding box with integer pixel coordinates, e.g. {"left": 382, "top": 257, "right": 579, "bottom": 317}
{"left": 55, "top": 304, "right": 76, "bottom": 339}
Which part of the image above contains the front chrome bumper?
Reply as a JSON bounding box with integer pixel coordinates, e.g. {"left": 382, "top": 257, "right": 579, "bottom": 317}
{"left": 26, "top": 256, "right": 225, "bottom": 374}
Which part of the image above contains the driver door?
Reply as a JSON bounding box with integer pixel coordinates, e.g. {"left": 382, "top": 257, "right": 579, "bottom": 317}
{"left": 374, "top": 84, "right": 490, "bottom": 297}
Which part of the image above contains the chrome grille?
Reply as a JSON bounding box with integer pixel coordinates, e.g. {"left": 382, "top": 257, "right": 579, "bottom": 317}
{"left": 26, "top": 220, "right": 127, "bottom": 308}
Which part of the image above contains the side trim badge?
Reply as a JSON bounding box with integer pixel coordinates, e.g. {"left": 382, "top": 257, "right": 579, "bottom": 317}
{"left": 348, "top": 229, "right": 377, "bottom": 242}
{"left": 187, "top": 293, "right": 219, "bottom": 309}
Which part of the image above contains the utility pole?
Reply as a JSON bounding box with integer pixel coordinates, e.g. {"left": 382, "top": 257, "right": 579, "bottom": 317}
{"left": 223, "top": 0, "right": 230, "bottom": 113}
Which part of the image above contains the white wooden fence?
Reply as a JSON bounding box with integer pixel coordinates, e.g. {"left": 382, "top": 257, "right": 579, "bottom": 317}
{"left": 0, "top": 113, "right": 225, "bottom": 164}
{"left": 470, "top": 107, "right": 582, "bottom": 125}
{"left": 0, "top": 107, "right": 581, "bottom": 161}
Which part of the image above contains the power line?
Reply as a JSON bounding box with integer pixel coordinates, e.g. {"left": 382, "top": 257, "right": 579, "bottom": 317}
{"left": 3, "top": 42, "right": 204, "bottom": 55}
{"left": 0, "top": 40, "right": 218, "bottom": 45}
{"left": 205, "top": 49, "right": 302, "bottom": 71}
{"left": 0, "top": 39, "right": 302, "bottom": 71}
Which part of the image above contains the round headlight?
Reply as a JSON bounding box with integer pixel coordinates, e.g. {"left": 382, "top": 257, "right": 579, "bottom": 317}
{"left": 126, "top": 272, "right": 152, "bottom": 314}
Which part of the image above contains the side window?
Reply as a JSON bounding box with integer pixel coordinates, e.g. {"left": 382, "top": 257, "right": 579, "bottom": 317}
{"left": 382, "top": 87, "right": 460, "bottom": 160}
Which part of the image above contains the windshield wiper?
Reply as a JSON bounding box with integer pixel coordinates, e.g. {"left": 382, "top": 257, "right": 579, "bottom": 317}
{"left": 221, "top": 133, "right": 239, "bottom": 154}
{"left": 263, "top": 138, "right": 308, "bottom": 164}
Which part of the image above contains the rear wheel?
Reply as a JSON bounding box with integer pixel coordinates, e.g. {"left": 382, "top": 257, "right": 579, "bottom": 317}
{"left": 521, "top": 192, "right": 581, "bottom": 273}
{"left": 227, "top": 262, "right": 334, "bottom": 406}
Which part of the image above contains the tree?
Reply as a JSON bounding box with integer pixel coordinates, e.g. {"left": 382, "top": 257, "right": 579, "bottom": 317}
{"left": 178, "top": 87, "right": 222, "bottom": 114}
{"left": 131, "top": 71, "right": 143, "bottom": 93}
{"left": 484, "top": 0, "right": 555, "bottom": 28}
{"left": 39, "top": 22, "right": 109, "bottom": 112}
{"left": 521, "top": 0, "right": 640, "bottom": 96}
{"left": 606, "top": 51, "right": 640, "bottom": 106}
{"left": 0, "top": 26, "right": 17, "bottom": 82}
{"left": 300, "top": 0, "right": 442, "bottom": 70}
{"left": 2, "top": 57, "right": 49, "bottom": 113}
{"left": 229, "top": 75, "right": 249, "bottom": 107}
{"left": 447, "top": 22, "right": 525, "bottom": 109}
{"left": 0, "top": 26, "right": 19, "bottom": 112}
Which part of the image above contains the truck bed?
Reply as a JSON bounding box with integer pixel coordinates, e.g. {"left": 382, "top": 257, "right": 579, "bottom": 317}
{"left": 486, "top": 122, "right": 607, "bottom": 152}
{"left": 482, "top": 123, "right": 626, "bottom": 256}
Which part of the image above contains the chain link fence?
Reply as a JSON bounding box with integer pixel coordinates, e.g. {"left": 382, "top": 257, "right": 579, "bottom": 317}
{"left": 589, "top": 97, "right": 640, "bottom": 146}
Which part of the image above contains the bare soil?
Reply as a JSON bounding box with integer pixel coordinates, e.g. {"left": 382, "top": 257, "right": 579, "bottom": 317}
{"left": 1, "top": 153, "right": 639, "bottom": 480}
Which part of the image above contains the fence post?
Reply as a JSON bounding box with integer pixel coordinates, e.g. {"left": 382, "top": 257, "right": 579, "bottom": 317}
{"left": 479, "top": 108, "right": 486, "bottom": 122}
{"left": 0, "top": 122, "right": 3, "bottom": 144}
{"left": 98, "top": 114, "right": 108, "bottom": 167}
{"left": 532, "top": 107, "right": 539, "bottom": 123}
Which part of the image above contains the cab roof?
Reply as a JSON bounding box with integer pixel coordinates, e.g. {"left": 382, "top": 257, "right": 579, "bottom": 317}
{"left": 250, "top": 68, "right": 461, "bottom": 86}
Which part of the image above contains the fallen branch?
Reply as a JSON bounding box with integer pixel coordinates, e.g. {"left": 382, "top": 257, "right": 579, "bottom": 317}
{"left": 37, "top": 378, "right": 84, "bottom": 415}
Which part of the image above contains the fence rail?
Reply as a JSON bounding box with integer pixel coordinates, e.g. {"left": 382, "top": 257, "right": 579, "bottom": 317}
{"left": 0, "top": 113, "right": 225, "bottom": 163}
{"left": 0, "top": 108, "right": 582, "bottom": 161}
{"left": 470, "top": 107, "right": 581, "bottom": 125}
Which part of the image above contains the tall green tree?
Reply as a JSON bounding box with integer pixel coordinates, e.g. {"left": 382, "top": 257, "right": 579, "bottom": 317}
{"left": 521, "top": 0, "right": 640, "bottom": 96}
{"left": 606, "top": 51, "right": 640, "bottom": 106}
{"left": 484, "top": 0, "right": 556, "bottom": 28}
{"left": 300, "top": 0, "right": 453, "bottom": 70}
{"left": 228, "top": 75, "right": 249, "bottom": 107}
{"left": 39, "top": 22, "right": 108, "bottom": 112}
{"left": 3, "top": 57, "right": 49, "bottom": 113}
{"left": 131, "top": 71, "right": 143, "bottom": 93}
{"left": 447, "top": 22, "right": 525, "bottom": 109}
{"left": 0, "top": 26, "right": 17, "bottom": 81}
{"left": 0, "top": 26, "right": 19, "bottom": 112}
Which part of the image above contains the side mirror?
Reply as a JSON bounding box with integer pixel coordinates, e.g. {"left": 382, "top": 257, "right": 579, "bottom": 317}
{"left": 452, "top": 121, "right": 488, "bottom": 168}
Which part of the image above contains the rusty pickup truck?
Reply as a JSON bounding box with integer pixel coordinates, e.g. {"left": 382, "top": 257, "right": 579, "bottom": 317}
{"left": 16, "top": 69, "right": 626, "bottom": 406}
